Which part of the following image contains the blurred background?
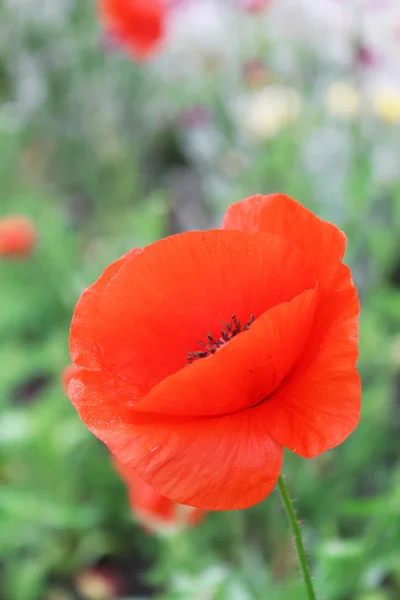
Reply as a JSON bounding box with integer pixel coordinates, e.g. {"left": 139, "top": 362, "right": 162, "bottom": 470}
{"left": 1, "top": 0, "right": 400, "bottom": 598}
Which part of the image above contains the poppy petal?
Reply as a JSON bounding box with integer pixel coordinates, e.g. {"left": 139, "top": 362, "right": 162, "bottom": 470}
{"left": 70, "top": 249, "right": 141, "bottom": 371}
{"left": 261, "top": 264, "right": 360, "bottom": 457}
{"left": 69, "top": 368, "right": 283, "bottom": 510}
{"left": 222, "top": 194, "right": 346, "bottom": 285}
{"left": 96, "top": 230, "right": 317, "bottom": 389}
{"left": 133, "top": 287, "right": 317, "bottom": 416}
{"left": 115, "top": 409, "right": 284, "bottom": 510}
{"left": 68, "top": 368, "right": 144, "bottom": 441}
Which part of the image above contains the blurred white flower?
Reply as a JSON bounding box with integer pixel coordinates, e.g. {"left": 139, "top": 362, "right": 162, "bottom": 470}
{"left": 13, "top": 53, "right": 47, "bottom": 119}
{"left": 233, "top": 85, "right": 302, "bottom": 142}
{"left": 372, "top": 142, "right": 400, "bottom": 184}
{"left": 302, "top": 125, "right": 350, "bottom": 225}
{"left": 0, "top": 103, "right": 23, "bottom": 132}
{"left": 325, "top": 81, "right": 361, "bottom": 118}
{"left": 172, "top": 566, "right": 230, "bottom": 599}
{"left": 154, "top": 0, "right": 237, "bottom": 82}
{"left": 0, "top": 411, "right": 33, "bottom": 444}
{"left": 321, "top": 539, "right": 364, "bottom": 559}
{"left": 5, "top": 0, "right": 73, "bottom": 26}
{"left": 75, "top": 567, "right": 120, "bottom": 600}
{"left": 266, "top": 0, "right": 356, "bottom": 67}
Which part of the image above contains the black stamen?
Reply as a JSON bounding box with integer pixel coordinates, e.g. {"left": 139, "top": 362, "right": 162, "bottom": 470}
{"left": 221, "top": 328, "right": 230, "bottom": 341}
{"left": 187, "top": 313, "right": 256, "bottom": 364}
{"left": 243, "top": 314, "right": 255, "bottom": 331}
{"left": 232, "top": 314, "right": 241, "bottom": 332}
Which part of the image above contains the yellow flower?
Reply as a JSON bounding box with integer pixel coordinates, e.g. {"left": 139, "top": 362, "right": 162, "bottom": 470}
{"left": 371, "top": 87, "right": 400, "bottom": 123}
{"left": 325, "top": 81, "right": 361, "bottom": 118}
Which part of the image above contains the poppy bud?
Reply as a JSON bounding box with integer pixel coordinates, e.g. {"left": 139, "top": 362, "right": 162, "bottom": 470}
{"left": 0, "top": 216, "right": 37, "bottom": 258}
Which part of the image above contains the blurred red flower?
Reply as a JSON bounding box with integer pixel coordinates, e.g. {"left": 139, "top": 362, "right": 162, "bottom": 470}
{"left": 113, "top": 458, "right": 204, "bottom": 533}
{"left": 98, "top": 0, "right": 166, "bottom": 61}
{"left": 68, "top": 194, "right": 360, "bottom": 510}
{"left": 61, "top": 364, "right": 81, "bottom": 394}
{"left": 0, "top": 216, "right": 37, "bottom": 258}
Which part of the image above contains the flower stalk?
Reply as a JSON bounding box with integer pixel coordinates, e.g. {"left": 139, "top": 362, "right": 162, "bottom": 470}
{"left": 277, "top": 475, "right": 317, "bottom": 600}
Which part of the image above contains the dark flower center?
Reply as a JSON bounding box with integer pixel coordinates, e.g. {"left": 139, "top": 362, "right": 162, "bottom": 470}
{"left": 187, "top": 314, "right": 255, "bottom": 364}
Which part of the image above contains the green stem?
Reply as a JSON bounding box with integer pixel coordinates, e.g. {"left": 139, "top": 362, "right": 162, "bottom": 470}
{"left": 277, "top": 475, "right": 317, "bottom": 600}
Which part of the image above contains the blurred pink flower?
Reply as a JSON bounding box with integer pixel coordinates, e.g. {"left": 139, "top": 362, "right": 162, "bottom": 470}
{"left": 355, "top": 44, "right": 378, "bottom": 68}
{"left": 178, "top": 104, "right": 212, "bottom": 128}
{"left": 237, "top": 0, "right": 273, "bottom": 12}
{"left": 242, "top": 59, "right": 270, "bottom": 90}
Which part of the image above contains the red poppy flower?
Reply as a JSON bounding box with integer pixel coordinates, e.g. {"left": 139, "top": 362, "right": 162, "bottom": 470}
{"left": 61, "top": 364, "right": 81, "bottom": 394}
{"left": 98, "top": 0, "right": 166, "bottom": 61}
{"left": 0, "top": 216, "right": 37, "bottom": 258}
{"left": 113, "top": 458, "right": 203, "bottom": 533}
{"left": 68, "top": 194, "right": 360, "bottom": 511}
